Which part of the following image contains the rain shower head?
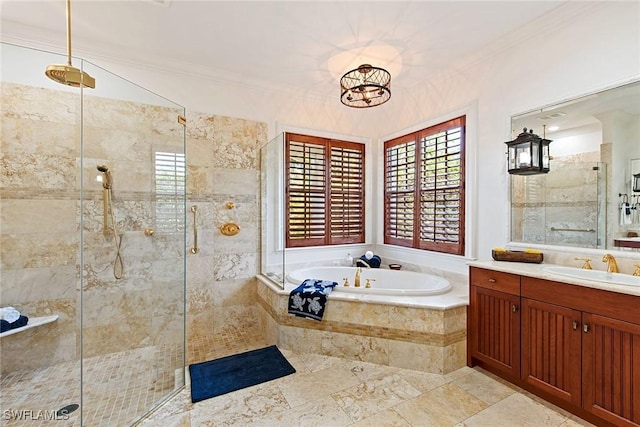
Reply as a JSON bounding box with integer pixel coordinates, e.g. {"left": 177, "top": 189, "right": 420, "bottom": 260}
{"left": 45, "top": 0, "right": 95, "bottom": 89}
{"left": 45, "top": 64, "right": 95, "bottom": 89}
{"left": 97, "top": 165, "right": 112, "bottom": 189}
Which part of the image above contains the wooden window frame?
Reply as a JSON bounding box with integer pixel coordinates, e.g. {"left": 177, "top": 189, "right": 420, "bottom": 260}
{"left": 285, "top": 133, "right": 365, "bottom": 248}
{"left": 384, "top": 116, "right": 466, "bottom": 255}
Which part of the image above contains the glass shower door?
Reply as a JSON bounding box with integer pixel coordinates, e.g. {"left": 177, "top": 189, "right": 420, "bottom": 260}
{"left": 80, "top": 60, "right": 186, "bottom": 426}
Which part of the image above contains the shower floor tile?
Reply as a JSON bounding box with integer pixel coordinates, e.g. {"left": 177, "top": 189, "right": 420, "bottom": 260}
{"left": 0, "top": 342, "right": 183, "bottom": 427}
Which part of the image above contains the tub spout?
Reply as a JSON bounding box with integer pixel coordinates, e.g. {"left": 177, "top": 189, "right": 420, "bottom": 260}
{"left": 354, "top": 267, "right": 361, "bottom": 287}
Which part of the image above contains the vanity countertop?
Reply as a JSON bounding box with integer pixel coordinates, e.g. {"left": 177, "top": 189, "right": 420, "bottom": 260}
{"left": 468, "top": 260, "right": 640, "bottom": 297}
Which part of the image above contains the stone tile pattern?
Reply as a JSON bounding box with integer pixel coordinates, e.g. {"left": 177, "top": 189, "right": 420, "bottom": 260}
{"left": 141, "top": 343, "right": 596, "bottom": 427}
{"left": 257, "top": 282, "right": 467, "bottom": 375}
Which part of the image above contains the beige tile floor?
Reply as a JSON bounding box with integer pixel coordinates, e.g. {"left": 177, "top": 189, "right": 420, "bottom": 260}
{"left": 140, "top": 337, "right": 597, "bottom": 427}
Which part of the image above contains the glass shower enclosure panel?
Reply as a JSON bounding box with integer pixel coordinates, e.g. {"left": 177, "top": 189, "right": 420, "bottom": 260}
{"left": 1, "top": 43, "right": 84, "bottom": 425}
{"left": 1, "top": 41, "right": 185, "bottom": 427}
{"left": 80, "top": 59, "right": 186, "bottom": 425}
{"left": 260, "top": 133, "right": 286, "bottom": 288}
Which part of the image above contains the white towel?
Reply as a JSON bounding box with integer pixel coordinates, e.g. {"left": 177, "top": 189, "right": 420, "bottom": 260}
{"left": 620, "top": 202, "right": 632, "bottom": 225}
{"left": 0, "top": 306, "right": 21, "bottom": 323}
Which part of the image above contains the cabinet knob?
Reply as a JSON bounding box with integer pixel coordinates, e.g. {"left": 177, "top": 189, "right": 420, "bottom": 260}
{"left": 488, "top": 278, "right": 496, "bottom": 283}
{"left": 572, "top": 320, "right": 579, "bottom": 330}
{"left": 583, "top": 323, "right": 590, "bottom": 333}
{"left": 512, "top": 304, "right": 518, "bottom": 313}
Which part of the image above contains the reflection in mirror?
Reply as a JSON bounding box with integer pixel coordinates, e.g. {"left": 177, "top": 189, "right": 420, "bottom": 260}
{"left": 510, "top": 80, "right": 640, "bottom": 251}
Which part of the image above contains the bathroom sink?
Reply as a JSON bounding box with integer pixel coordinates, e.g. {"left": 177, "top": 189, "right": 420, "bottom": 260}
{"left": 542, "top": 266, "right": 640, "bottom": 287}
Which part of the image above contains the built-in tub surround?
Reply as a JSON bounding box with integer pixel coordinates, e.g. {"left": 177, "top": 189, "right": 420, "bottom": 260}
{"left": 256, "top": 272, "right": 468, "bottom": 375}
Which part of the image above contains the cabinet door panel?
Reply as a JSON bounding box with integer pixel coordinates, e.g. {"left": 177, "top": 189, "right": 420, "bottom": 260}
{"left": 469, "top": 285, "right": 520, "bottom": 379}
{"left": 521, "top": 298, "right": 582, "bottom": 407}
{"left": 583, "top": 313, "right": 640, "bottom": 427}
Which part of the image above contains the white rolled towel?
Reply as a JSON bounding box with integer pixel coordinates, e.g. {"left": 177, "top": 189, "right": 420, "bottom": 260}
{"left": 621, "top": 203, "right": 632, "bottom": 225}
{"left": 0, "top": 306, "right": 21, "bottom": 323}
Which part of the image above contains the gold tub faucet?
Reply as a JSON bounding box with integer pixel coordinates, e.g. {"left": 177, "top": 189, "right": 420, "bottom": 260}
{"left": 354, "top": 267, "right": 362, "bottom": 287}
{"left": 602, "top": 253, "right": 619, "bottom": 273}
{"left": 575, "top": 257, "right": 592, "bottom": 270}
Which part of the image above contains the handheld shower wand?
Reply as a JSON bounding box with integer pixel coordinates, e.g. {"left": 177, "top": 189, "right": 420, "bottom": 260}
{"left": 97, "top": 165, "right": 112, "bottom": 236}
{"left": 97, "top": 165, "right": 123, "bottom": 279}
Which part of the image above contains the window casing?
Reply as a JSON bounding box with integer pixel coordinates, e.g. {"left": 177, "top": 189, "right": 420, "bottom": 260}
{"left": 384, "top": 116, "right": 465, "bottom": 255}
{"left": 285, "top": 133, "right": 365, "bottom": 248}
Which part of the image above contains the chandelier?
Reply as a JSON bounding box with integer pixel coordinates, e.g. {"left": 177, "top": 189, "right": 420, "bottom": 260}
{"left": 340, "top": 64, "right": 391, "bottom": 108}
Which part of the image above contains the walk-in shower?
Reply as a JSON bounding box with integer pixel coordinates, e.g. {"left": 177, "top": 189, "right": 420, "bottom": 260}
{"left": 1, "top": 42, "right": 186, "bottom": 426}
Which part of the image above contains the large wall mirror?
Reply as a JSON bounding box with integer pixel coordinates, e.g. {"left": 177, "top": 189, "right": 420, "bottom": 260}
{"left": 510, "top": 80, "right": 640, "bottom": 251}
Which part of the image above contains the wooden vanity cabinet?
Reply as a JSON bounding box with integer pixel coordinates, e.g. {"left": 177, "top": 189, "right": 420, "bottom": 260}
{"left": 468, "top": 267, "right": 521, "bottom": 381}
{"left": 520, "top": 297, "right": 582, "bottom": 407}
{"left": 469, "top": 267, "right": 640, "bottom": 427}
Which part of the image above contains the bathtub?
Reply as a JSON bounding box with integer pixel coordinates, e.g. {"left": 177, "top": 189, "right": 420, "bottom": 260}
{"left": 285, "top": 266, "right": 451, "bottom": 296}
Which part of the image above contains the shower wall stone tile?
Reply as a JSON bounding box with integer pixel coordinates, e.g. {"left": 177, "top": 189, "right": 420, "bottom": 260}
{"left": 211, "top": 169, "right": 259, "bottom": 195}
{"left": 1, "top": 199, "right": 77, "bottom": 233}
{"left": 212, "top": 305, "right": 261, "bottom": 334}
{"left": 1, "top": 233, "right": 78, "bottom": 269}
{"left": 1, "top": 82, "right": 78, "bottom": 125}
{"left": 1, "top": 266, "right": 77, "bottom": 304}
{"left": 211, "top": 278, "right": 257, "bottom": 307}
{"left": 211, "top": 253, "right": 257, "bottom": 281}
{"left": 211, "top": 116, "right": 261, "bottom": 169}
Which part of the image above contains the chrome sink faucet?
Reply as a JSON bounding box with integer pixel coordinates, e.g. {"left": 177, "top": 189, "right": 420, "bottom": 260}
{"left": 602, "top": 253, "right": 619, "bottom": 273}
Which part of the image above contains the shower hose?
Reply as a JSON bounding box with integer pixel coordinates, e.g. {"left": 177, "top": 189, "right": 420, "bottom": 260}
{"left": 107, "top": 189, "right": 124, "bottom": 280}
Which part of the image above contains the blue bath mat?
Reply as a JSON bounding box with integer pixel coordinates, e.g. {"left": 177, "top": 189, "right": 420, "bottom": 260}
{"left": 188, "top": 345, "right": 296, "bottom": 403}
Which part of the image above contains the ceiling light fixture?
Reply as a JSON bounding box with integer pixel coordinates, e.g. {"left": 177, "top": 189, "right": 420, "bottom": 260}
{"left": 340, "top": 64, "right": 391, "bottom": 108}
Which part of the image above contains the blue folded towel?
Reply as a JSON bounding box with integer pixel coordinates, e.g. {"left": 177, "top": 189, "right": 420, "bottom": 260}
{"left": 0, "top": 315, "right": 28, "bottom": 333}
{"left": 357, "top": 254, "right": 381, "bottom": 268}
{"left": 288, "top": 279, "right": 338, "bottom": 321}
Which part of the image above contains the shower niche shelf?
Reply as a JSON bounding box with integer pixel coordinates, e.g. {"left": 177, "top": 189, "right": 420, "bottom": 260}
{"left": 0, "top": 314, "right": 59, "bottom": 338}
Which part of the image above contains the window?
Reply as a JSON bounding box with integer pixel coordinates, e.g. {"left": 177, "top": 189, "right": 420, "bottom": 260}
{"left": 155, "top": 151, "right": 186, "bottom": 233}
{"left": 384, "top": 116, "right": 465, "bottom": 255}
{"left": 285, "top": 133, "right": 365, "bottom": 248}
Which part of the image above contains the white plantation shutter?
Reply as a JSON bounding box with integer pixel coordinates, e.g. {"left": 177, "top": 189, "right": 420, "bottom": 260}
{"left": 155, "top": 151, "right": 186, "bottom": 233}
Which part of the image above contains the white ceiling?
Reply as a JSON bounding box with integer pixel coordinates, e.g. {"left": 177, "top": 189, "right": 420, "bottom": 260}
{"left": 1, "top": 1, "right": 567, "bottom": 97}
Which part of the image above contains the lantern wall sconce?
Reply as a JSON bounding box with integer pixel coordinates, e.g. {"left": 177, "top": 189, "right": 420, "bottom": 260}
{"left": 504, "top": 127, "right": 552, "bottom": 175}
{"left": 633, "top": 173, "right": 640, "bottom": 193}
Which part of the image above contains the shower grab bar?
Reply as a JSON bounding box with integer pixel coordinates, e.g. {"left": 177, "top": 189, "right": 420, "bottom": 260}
{"left": 190, "top": 206, "right": 199, "bottom": 254}
{"left": 550, "top": 227, "right": 596, "bottom": 233}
